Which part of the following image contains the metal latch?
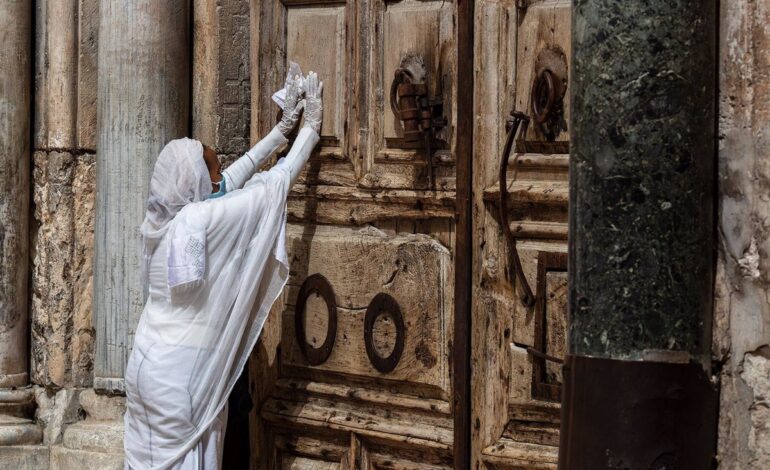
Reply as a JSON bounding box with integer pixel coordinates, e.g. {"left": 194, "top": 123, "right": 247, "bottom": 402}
{"left": 498, "top": 111, "right": 536, "bottom": 307}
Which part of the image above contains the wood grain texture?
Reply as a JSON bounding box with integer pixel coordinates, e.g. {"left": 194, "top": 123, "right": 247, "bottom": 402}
{"left": 365, "top": 0, "right": 455, "bottom": 189}
{"left": 280, "top": 224, "right": 451, "bottom": 395}
{"left": 515, "top": 0, "right": 571, "bottom": 143}
{"left": 470, "top": 1, "right": 516, "bottom": 465}
{"left": 251, "top": 0, "right": 458, "bottom": 464}
{"left": 472, "top": 0, "right": 570, "bottom": 466}
{"left": 93, "top": 0, "right": 190, "bottom": 392}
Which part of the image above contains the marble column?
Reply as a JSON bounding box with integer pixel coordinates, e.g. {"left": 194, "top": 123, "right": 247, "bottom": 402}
{"left": 560, "top": 0, "right": 718, "bottom": 467}
{"left": 0, "top": 0, "right": 42, "bottom": 448}
{"left": 94, "top": 0, "right": 191, "bottom": 392}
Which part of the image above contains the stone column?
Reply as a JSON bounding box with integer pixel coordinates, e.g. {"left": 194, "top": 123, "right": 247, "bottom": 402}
{"left": 32, "top": 0, "right": 99, "bottom": 391}
{"left": 0, "top": 0, "right": 43, "bottom": 453}
{"left": 94, "top": 0, "right": 191, "bottom": 392}
{"left": 560, "top": 0, "right": 718, "bottom": 467}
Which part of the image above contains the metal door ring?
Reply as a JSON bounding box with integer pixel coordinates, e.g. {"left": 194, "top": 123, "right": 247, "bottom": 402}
{"left": 295, "top": 274, "right": 337, "bottom": 366}
{"left": 364, "top": 293, "right": 405, "bottom": 373}
{"left": 531, "top": 69, "right": 556, "bottom": 125}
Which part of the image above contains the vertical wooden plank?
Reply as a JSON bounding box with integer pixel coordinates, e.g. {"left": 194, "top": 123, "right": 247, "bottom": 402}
{"left": 93, "top": 0, "right": 191, "bottom": 392}
{"left": 471, "top": 1, "right": 518, "bottom": 466}
{"left": 454, "top": 0, "right": 474, "bottom": 467}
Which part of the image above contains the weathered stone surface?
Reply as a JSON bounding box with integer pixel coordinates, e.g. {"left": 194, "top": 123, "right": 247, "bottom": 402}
{"left": 31, "top": 152, "right": 95, "bottom": 389}
{"left": 78, "top": 389, "right": 125, "bottom": 422}
{"left": 716, "top": 0, "right": 770, "bottom": 467}
{"left": 34, "top": 387, "right": 82, "bottom": 445}
{"left": 62, "top": 421, "right": 123, "bottom": 453}
{"left": 51, "top": 444, "right": 123, "bottom": 470}
{"left": 741, "top": 350, "right": 770, "bottom": 466}
{"left": 94, "top": 0, "right": 191, "bottom": 392}
{"left": 42, "top": 389, "right": 126, "bottom": 470}
{"left": 0, "top": 445, "right": 49, "bottom": 469}
{"left": 77, "top": 0, "right": 99, "bottom": 151}
{"left": 193, "top": 0, "right": 251, "bottom": 158}
{"left": 0, "top": 417, "right": 43, "bottom": 446}
{"left": 0, "top": 0, "right": 32, "bottom": 389}
{"left": 34, "top": 0, "right": 78, "bottom": 150}
{"left": 34, "top": 0, "right": 99, "bottom": 151}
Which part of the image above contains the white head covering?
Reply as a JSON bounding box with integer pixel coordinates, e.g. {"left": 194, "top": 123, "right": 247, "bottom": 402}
{"left": 140, "top": 138, "right": 212, "bottom": 291}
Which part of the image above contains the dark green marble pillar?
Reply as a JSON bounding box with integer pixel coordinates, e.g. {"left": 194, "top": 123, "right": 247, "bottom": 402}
{"left": 560, "top": 1, "right": 718, "bottom": 467}
{"left": 569, "top": 0, "right": 716, "bottom": 364}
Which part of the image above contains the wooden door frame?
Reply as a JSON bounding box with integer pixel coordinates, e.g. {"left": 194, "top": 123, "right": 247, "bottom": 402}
{"left": 453, "top": 0, "right": 474, "bottom": 468}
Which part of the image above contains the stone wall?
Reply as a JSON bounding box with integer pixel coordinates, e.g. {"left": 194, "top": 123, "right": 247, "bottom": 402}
{"left": 715, "top": 0, "right": 770, "bottom": 467}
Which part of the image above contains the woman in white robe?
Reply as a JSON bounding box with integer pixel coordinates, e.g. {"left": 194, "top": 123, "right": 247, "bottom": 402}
{"left": 124, "top": 71, "right": 323, "bottom": 470}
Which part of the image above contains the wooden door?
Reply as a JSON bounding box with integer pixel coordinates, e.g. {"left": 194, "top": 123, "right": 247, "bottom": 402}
{"left": 472, "top": 1, "right": 571, "bottom": 468}
{"left": 250, "top": 0, "right": 458, "bottom": 468}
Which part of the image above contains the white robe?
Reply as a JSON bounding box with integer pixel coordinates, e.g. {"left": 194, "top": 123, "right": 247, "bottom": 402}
{"left": 125, "top": 128, "right": 319, "bottom": 470}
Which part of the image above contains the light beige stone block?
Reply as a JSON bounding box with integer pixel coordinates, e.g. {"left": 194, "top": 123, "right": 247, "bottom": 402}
{"left": 0, "top": 445, "right": 49, "bottom": 469}
{"left": 51, "top": 445, "right": 123, "bottom": 470}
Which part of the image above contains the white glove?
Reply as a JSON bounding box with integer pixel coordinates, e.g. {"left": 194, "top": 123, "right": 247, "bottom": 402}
{"left": 303, "top": 71, "right": 323, "bottom": 134}
{"left": 276, "top": 63, "right": 305, "bottom": 136}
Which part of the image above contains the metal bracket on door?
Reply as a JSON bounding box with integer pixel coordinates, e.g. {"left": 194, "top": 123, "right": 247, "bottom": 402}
{"left": 499, "top": 53, "right": 568, "bottom": 307}
{"left": 498, "top": 110, "right": 536, "bottom": 307}
{"left": 390, "top": 59, "right": 447, "bottom": 189}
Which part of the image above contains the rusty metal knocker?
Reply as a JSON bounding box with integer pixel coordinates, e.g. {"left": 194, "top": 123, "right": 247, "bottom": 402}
{"left": 390, "top": 68, "right": 426, "bottom": 142}
{"left": 531, "top": 69, "right": 556, "bottom": 125}
{"left": 389, "top": 68, "right": 412, "bottom": 121}
{"left": 498, "top": 111, "right": 536, "bottom": 307}
{"left": 390, "top": 67, "right": 438, "bottom": 187}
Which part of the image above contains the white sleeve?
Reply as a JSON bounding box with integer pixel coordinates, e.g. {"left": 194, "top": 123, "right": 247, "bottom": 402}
{"left": 272, "top": 127, "right": 320, "bottom": 186}
{"left": 222, "top": 127, "right": 288, "bottom": 191}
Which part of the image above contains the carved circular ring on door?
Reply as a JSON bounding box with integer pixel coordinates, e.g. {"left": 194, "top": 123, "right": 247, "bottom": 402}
{"left": 295, "top": 274, "right": 337, "bottom": 366}
{"left": 364, "top": 293, "right": 405, "bottom": 373}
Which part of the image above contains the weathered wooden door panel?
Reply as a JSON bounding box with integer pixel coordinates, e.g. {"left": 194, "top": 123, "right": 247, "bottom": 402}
{"left": 252, "top": 0, "right": 458, "bottom": 467}
{"left": 280, "top": 225, "right": 451, "bottom": 397}
{"left": 286, "top": 3, "right": 348, "bottom": 145}
{"left": 473, "top": 0, "right": 571, "bottom": 468}
{"left": 363, "top": 0, "right": 455, "bottom": 190}
{"left": 515, "top": 1, "right": 571, "bottom": 143}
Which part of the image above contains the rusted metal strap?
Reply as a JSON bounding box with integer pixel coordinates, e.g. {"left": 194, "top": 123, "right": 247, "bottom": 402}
{"left": 397, "top": 82, "right": 427, "bottom": 97}
{"left": 498, "top": 111, "right": 535, "bottom": 307}
{"left": 514, "top": 341, "right": 564, "bottom": 364}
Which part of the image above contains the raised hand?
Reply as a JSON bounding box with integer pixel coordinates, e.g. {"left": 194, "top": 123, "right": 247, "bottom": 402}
{"left": 276, "top": 64, "right": 305, "bottom": 137}
{"left": 303, "top": 71, "right": 323, "bottom": 134}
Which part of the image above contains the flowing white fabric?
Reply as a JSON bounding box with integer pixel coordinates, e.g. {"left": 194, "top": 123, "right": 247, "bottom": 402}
{"left": 125, "top": 128, "right": 318, "bottom": 470}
